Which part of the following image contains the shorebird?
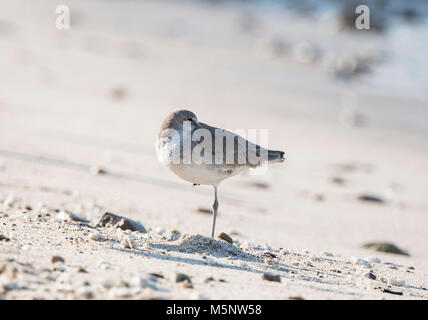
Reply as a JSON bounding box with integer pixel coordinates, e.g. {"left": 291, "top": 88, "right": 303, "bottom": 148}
{"left": 157, "top": 110, "right": 285, "bottom": 238}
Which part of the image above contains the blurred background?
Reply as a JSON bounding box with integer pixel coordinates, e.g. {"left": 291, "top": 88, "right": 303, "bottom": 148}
{"left": 0, "top": 0, "right": 427, "bottom": 269}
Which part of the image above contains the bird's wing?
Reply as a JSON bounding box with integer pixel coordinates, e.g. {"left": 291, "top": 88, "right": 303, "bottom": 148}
{"left": 192, "top": 122, "right": 269, "bottom": 168}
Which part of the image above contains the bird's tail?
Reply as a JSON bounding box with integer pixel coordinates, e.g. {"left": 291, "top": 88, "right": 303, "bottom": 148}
{"left": 267, "top": 149, "right": 286, "bottom": 163}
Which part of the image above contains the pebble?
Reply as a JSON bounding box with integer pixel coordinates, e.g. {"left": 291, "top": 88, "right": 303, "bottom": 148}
{"left": 110, "top": 87, "right": 127, "bottom": 102}
{"left": 217, "top": 232, "right": 233, "bottom": 244}
{"left": 362, "top": 242, "right": 409, "bottom": 256}
{"left": 382, "top": 288, "right": 403, "bottom": 296}
{"left": 89, "top": 233, "right": 106, "bottom": 242}
{"left": 96, "top": 212, "right": 147, "bottom": 233}
{"left": 0, "top": 234, "right": 10, "bottom": 242}
{"left": 363, "top": 272, "right": 376, "bottom": 280}
{"left": 51, "top": 256, "right": 65, "bottom": 264}
{"left": 90, "top": 166, "right": 107, "bottom": 176}
{"left": 77, "top": 267, "right": 88, "bottom": 273}
{"left": 357, "top": 194, "right": 385, "bottom": 204}
{"left": 149, "top": 273, "right": 164, "bottom": 280}
{"left": 76, "top": 286, "right": 95, "bottom": 299}
{"left": 175, "top": 273, "right": 191, "bottom": 283}
{"left": 204, "top": 277, "right": 215, "bottom": 283}
{"left": 195, "top": 207, "right": 212, "bottom": 214}
{"left": 262, "top": 273, "right": 281, "bottom": 283}
{"left": 261, "top": 251, "right": 277, "bottom": 259}
{"left": 331, "top": 177, "right": 345, "bottom": 185}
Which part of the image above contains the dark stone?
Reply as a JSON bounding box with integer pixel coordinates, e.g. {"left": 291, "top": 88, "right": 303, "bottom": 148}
{"left": 362, "top": 242, "right": 409, "bottom": 256}
{"left": 262, "top": 273, "right": 281, "bottom": 283}
{"left": 175, "top": 273, "right": 191, "bottom": 283}
{"left": 357, "top": 194, "right": 385, "bottom": 204}
{"left": 96, "top": 212, "right": 146, "bottom": 233}
{"left": 51, "top": 256, "right": 65, "bottom": 264}
{"left": 382, "top": 288, "right": 403, "bottom": 296}
{"left": 0, "top": 234, "right": 10, "bottom": 242}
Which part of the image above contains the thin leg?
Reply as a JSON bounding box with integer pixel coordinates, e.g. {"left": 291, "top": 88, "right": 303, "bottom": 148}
{"left": 211, "top": 186, "right": 219, "bottom": 238}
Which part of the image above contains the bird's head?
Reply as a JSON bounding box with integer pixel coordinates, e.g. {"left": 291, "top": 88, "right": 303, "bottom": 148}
{"left": 160, "top": 109, "right": 199, "bottom": 132}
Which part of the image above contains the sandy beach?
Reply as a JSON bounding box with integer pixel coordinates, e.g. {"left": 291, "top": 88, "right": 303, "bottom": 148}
{"left": 1, "top": 0, "right": 427, "bottom": 299}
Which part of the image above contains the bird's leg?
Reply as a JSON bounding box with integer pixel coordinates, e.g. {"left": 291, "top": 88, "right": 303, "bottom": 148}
{"left": 211, "top": 186, "right": 218, "bottom": 238}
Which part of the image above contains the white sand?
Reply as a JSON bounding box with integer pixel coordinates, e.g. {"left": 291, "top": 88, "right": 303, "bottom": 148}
{"left": 0, "top": 0, "right": 427, "bottom": 299}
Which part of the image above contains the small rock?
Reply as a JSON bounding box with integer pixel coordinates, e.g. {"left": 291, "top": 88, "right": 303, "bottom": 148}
{"left": 362, "top": 242, "right": 409, "bottom": 256}
{"left": 261, "top": 251, "right": 277, "bottom": 259}
{"left": 90, "top": 233, "right": 106, "bottom": 242}
{"left": 175, "top": 273, "right": 191, "bottom": 283}
{"left": 110, "top": 87, "right": 127, "bottom": 102}
{"left": 217, "top": 232, "right": 233, "bottom": 244}
{"left": 51, "top": 256, "right": 65, "bottom": 264}
{"left": 288, "top": 296, "right": 304, "bottom": 300}
{"left": 364, "top": 272, "right": 376, "bottom": 280}
{"left": 357, "top": 194, "right": 385, "bottom": 204}
{"left": 77, "top": 267, "right": 88, "bottom": 273}
{"left": 204, "top": 277, "right": 215, "bottom": 283}
{"left": 314, "top": 194, "right": 325, "bottom": 202}
{"left": 90, "top": 166, "right": 107, "bottom": 176}
{"left": 382, "top": 288, "right": 403, "bottom": 296}
{"left": 262, "top": 273, "right": 281, "bottom": 283}
{"left": 195, "top": 207, "right": 212, "bottom": 214}
{"left": 0, "top": 234, "right": 10, "bottom": 242}
{"left": 76, "top": 286, "right": 94, "bottom": 299}
{"left": 252, "top": 182, "right": 270, "bottom": 189}
{"left": 149, "top": 273, "right": 164, "bottom": 279}
{"left": 331, "top": 177, "right": 345, "bottom": 185}
{"left": 96, "top": 212, "right": 147, "bottom": 233}
{"left": 408, "top": 266, "right": 415, "bottom": 270}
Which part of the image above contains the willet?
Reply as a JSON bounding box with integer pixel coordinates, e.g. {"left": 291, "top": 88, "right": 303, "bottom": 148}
{"left": 157, "top": 110, "right": 285, "bottom": 238}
